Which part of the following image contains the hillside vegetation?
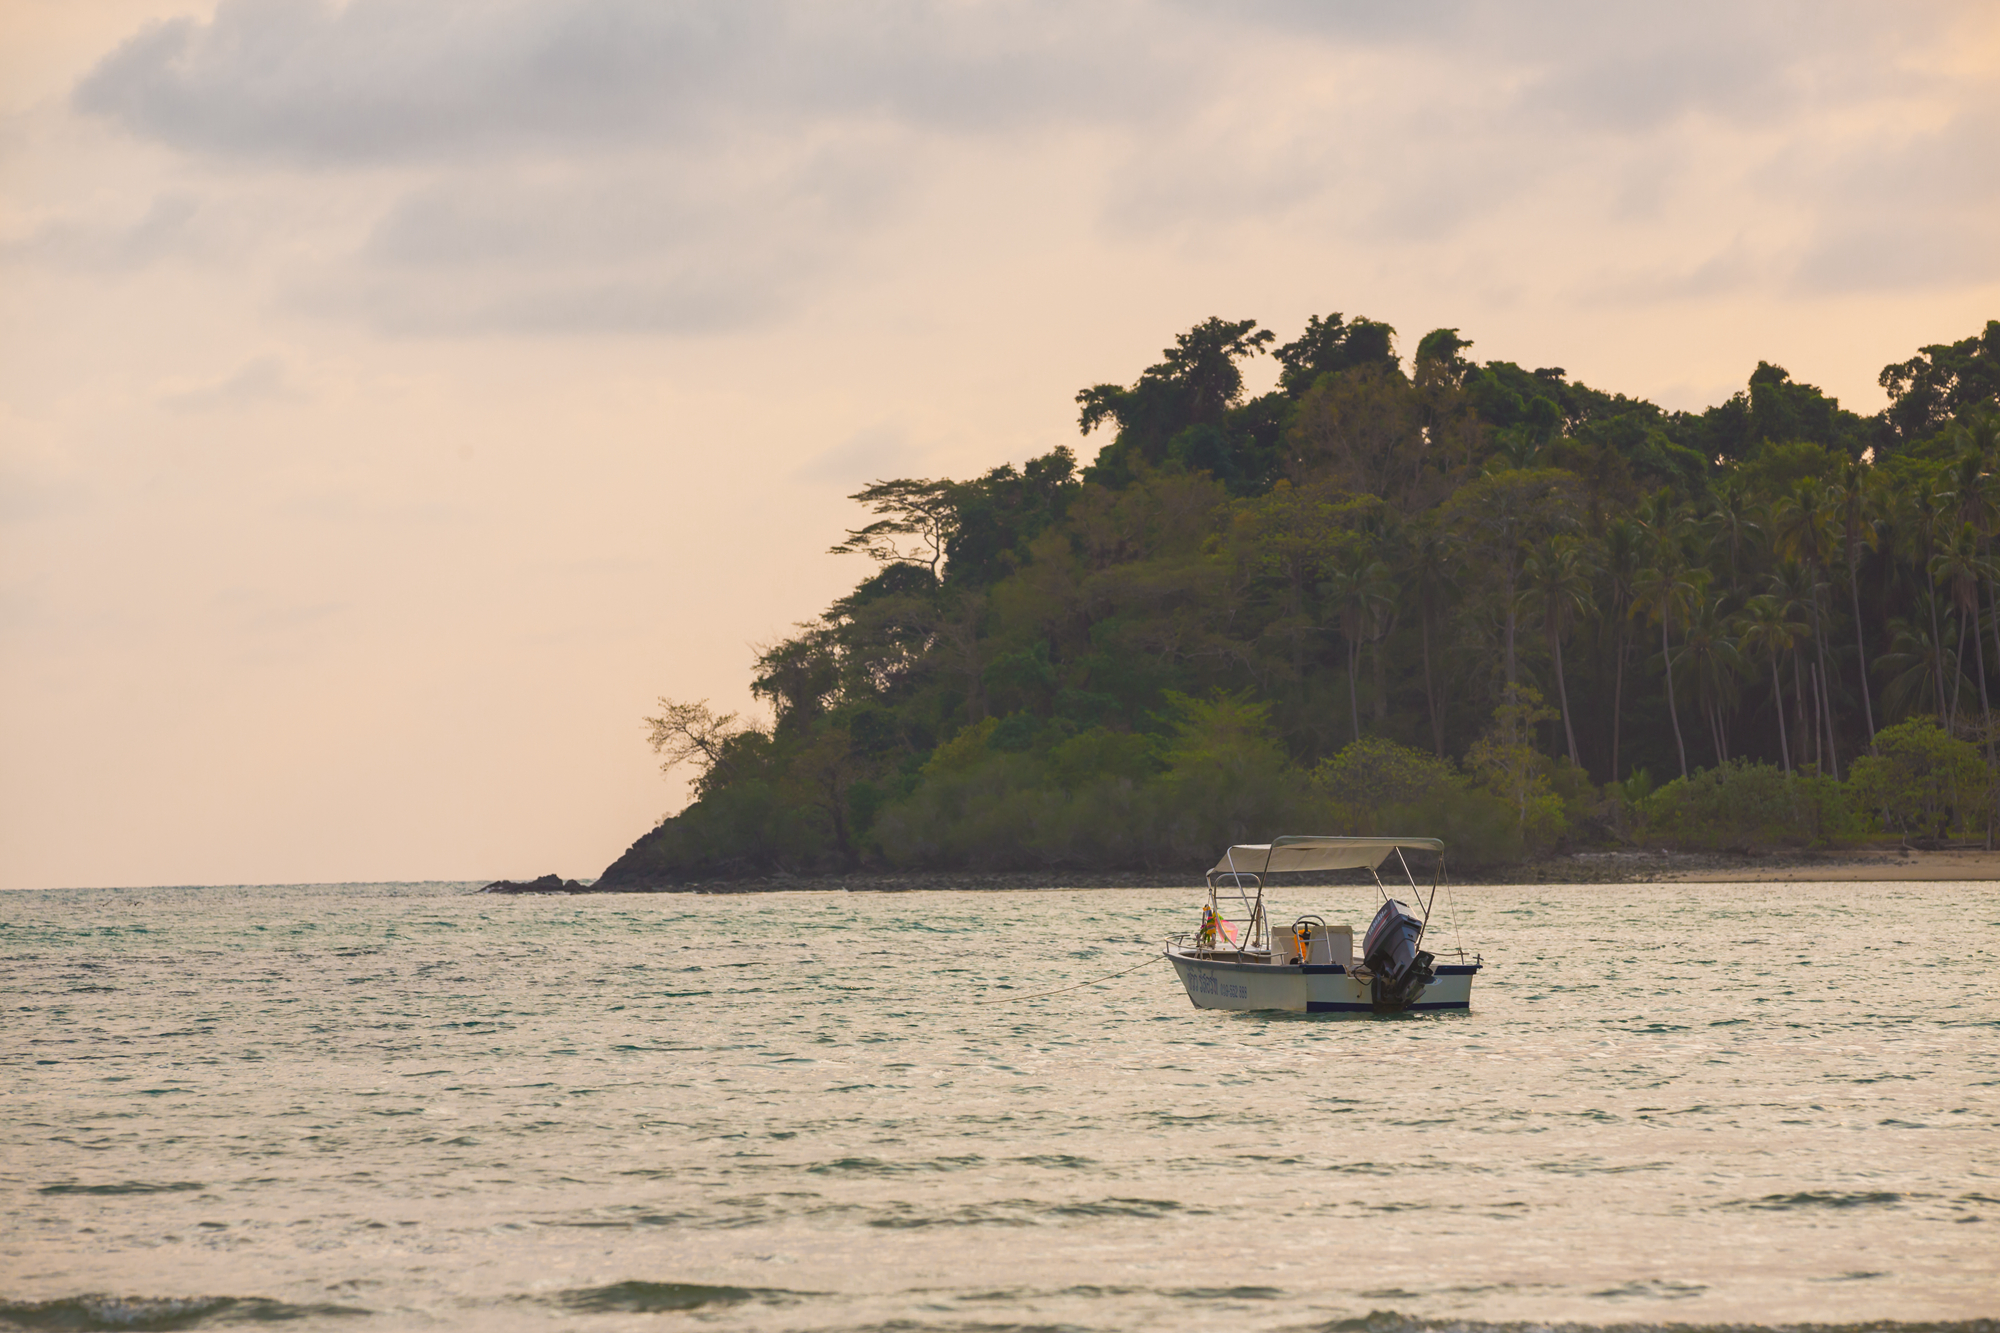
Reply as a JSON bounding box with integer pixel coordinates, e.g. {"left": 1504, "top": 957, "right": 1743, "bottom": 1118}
{"left": 601, "top": 316, "right": 2000, "bottom": 882}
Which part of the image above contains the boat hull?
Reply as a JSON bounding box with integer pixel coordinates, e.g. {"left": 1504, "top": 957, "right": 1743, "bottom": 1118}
{"left": 1165, "top": 947, "right": 1477, "bottom": 1015}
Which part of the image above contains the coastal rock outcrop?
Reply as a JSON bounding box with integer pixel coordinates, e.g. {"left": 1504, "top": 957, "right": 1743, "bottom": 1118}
{"left": 480, "top": 873, "right": 593, "bottom": 894}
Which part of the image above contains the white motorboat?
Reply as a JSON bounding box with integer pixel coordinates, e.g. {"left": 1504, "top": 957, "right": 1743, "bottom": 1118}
{"left": 1164, "top": 835, "right": 1480, "bottom": 1014}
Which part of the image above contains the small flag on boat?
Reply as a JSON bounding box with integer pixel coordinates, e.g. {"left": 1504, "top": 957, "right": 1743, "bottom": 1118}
{"left": 1200, "top": 905, "right": 1237, "bottom": 946}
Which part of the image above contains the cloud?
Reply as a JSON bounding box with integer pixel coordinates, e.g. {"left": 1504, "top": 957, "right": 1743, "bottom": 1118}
{"left": 3, "top": 193, "right": 208, "bottom": 271}
{"left": 61, "top": 0, "right": 2000, "bottom": 332}
{"left": 1786, "top": 91, "right": 2000, "bottom": 294}
{"left": 297, "top": 133, "right": 908, "bottom": 334}
{"left": 792, "top": 423, "right": 931, "bottom": 487}
{"left": 161, "top": 355, "right": 305, "bottom": 410}
{"left": 72, "top": 0, "right": 1186, "bottom": 165}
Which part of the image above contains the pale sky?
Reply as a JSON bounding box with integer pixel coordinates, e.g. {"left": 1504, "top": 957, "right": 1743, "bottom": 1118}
{"left": 3, "top": 0, "right": 1997, "bottom": 890}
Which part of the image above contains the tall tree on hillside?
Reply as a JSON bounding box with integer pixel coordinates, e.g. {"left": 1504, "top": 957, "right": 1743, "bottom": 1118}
{"left": 1766, "top": 564, "right": 1823, "bottom": 770}
{"left": 1634, "top": 540, "right": 1701, "bottom": 780}
{"left": 1702, "top": 475, "right": 1764, "bottom": 596}
{"left": 1894, "top": 479, "right": 1955, "bottom": 729}
{"left": 1522, "top": 536, "right": 1596, "bottom": 767}
{"left": 1412, "top": 328, "right": 1477, "bottom": 391}
{"left": 1402, "top": 519, "right": 1463, "bottom": 756}
{"left": 1286, "top": 364, "right": 1430, "bottom": 501}
{"left": 1771, "top": 481, "right": 1843, "bottom": 778}
{"left": 1735, "top": 594, "right": 1810, "bottom": 773}
{"left": 830, "top": 478, "right": 960, "bottom": 580}
{"left": 1441, "top": 469, "right": 1582, "bottom": 696}
{"left": 1879, "top": 319, "right": 2000, "bottom": 442}
{"left": 1833, "top": 459, "right": 1881, "bottom": 745}
{"left": 1946, "top": 432, "right": 2000, "bottom": 703}
{"left": 1077, "top": 317, "right": 1275, "bottom": 482}
{"left": 1678, "top": 595, "right": 1744, "bottom": 766}
{"left": 1599, "top": 517, "right": 1644, "bottom": 780}
{"left": 1323, "top": 538, "right": 1396, "bottom": 744}
{"left": 1273, "top": 313, "right": 1400, "bottom": 396}
{"left": 1237, "top": 480, "right": 1344, "bottom": 681}
{"left": 1932, "top": 524, "right": 1997, "bottom": 760}
{"left": 1359, "top": 515, "right": 1405, "bottom": 723}
{"left": 1879, "top": 612, "right": 1964, "bottom": 727}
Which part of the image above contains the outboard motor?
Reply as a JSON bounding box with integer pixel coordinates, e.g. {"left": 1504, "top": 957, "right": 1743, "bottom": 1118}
{"left": 1362, "top": 898, "right": 1436, "bottom": 1013}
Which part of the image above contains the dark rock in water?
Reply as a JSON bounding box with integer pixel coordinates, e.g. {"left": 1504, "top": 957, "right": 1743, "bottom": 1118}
{"left": 481, "top": 873, "right": 591, "bottom": 894}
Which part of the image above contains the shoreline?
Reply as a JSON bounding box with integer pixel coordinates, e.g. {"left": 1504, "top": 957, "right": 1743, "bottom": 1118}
{"left": 484, "top": 845, "right": 2000, "bottom": 895}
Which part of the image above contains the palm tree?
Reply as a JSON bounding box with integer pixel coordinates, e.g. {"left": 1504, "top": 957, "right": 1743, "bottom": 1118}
{"left": 1703, "top": 476, "right": 1764, "bottom": 595}
{"left": 1402, "top": 520, "right": 1462, "bottom": 756}
{"left": 1358, "top": 514, "right": 1405, "bottom": 725}
{"left": 1522, "top": 536, "right": 1597, "bottom": 767}
{"left": 1324, "top": 540, "right": 1396, "bottom": 744}
{"left": 1734, "top": 593, "right": 1810, "bottom": 773}
{"left": 1599, "top": 517, "right": 1643, "bottom": 779}
{"left": 1947, "top": 425, "right": 2000, "bottom": 714}
{"left": 1932, "top": 523, "right": 1998, "bottom": 767}
{"left": 1633, "top": 542, "right": 1701, "bottom": 780}
{"left": 1894, "top": 478, "right": 1953, "bottom": 729}
{"left": 1678, "top": 595, "right": 1745, "bottom": 765}
{"left": 1766, "top": 563, "right": 1821, "bottom": 771}
{"left": 1771, "top": 480, "right": 1842, "bottom": 778}
{"left": 1832, "top": 459, "right": 1880, "bottom": 745}
{"left": 1878, "top": 611, "right": 1968, "bottom": 726}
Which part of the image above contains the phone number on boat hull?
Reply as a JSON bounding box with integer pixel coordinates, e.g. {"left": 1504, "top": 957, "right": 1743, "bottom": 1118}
{"left": 1194, "top": 972, "right": 1248, "bottom": 1000}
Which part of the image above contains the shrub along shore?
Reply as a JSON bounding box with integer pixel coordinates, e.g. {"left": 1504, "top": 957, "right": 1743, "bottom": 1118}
{"left": 589, "top": 314, "right": 2000, "bottom": 888}
{"left": 486, "top": 845, "right": 1994, "bottom": 894}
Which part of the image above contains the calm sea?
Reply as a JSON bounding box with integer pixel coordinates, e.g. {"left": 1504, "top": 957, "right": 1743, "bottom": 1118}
{"left": 1, "top": 879, "right": 1994, "bottom": 1332}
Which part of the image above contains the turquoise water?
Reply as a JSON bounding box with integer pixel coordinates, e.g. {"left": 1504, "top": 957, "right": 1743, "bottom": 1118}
{"left": 1, "top": 879, "right": 1995, "bottom": 1331}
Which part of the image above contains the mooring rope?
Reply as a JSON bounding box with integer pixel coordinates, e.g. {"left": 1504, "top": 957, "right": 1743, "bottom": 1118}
{"left": 982, "top": 953, "right": 1160, "bottom": 1004}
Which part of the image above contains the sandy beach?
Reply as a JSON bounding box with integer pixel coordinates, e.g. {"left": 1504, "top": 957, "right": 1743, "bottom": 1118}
{"left": 1601, "top": 847, "right": 2000, "bottom": 883}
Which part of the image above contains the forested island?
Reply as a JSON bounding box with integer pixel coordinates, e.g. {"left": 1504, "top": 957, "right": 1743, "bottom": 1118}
{"left": 597, "top": 315, "right": 2000, "bottom": 885}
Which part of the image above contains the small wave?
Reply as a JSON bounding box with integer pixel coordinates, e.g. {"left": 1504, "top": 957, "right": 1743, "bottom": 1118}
{"left": 1048, "top": 1198, "right": 1183, "bottom": 1219}
{"left": 37, "top": 1183, "right": 204, "bottom": 1197}
{"left": 1589, "top": 1280, "right": 1709, "bottom": 1301}
{"left": 827, "top": 1323, "right": 1091, "bottom": 1333}
{"left": 807, "top": 1155, "right": 984, "bottom": 1176}
{"left": 1732, "top": 1191, "right": 1905, "bottom": 1211}
{"left": 0, "top": 1294, "right": 368, "bottom": 1330}
{"left": 867, "top": 1206, "right": 1033, "bottom": 1230}
{"left": 547, "top": 1281, "right": 803, "bottom": 1314}
{"left": 1311, "top": 1312, "right": 1999, "bottom": 1333}
{"left": 863, "top": 1197, "right": 1190, "bottom": 1229}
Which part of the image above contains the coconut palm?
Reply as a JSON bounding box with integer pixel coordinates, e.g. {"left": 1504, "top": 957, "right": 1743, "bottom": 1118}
{"left": 1703, "top": 476, "right": 1765, "bottom": 595}
{"left": 1323, "top": 540, "right": 1396, "bottom": 744}
{"left": 1888, "top": 477, "right": 1954, "bottom": 730}
{"left": 1946, "top": 424, "right": 2000, "bottom": 708}
{"left": 1521, "top": 535, "right": 1597, "bottom": 767}
{"left": 1832, "top": 459, "right": 1881, "bottom": 744}
{"left": 1677, "top": 595, "right": 1746, "bottom": 765}
{"left": 1770, "top": 480, "right": 1842, "bottom": 778}
{"left": 1765, "top": 563, "right": 1824, "bottom": 771}
{"left": 1877, "top": 609, "right": 1969, "bottom": 726}
{"left": 1632, "top": 542, "right": 1702, "bottom": 780}
{"left": 1401, "top": 519, "right": 1462, "bottom": 756}
{"left": 1734, "top": 593, "right": 1810, "bottom": 773}
{"left": 1932, "top": 522, "right": 1998, "bottom": 761}
{"left": 1598, "top": 517, "right": 1644, "bottom": 779}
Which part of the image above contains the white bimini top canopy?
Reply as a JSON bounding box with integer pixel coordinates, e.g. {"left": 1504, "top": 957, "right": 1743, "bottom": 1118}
{"left": 1209, "top": 835, "right": 1444, "bottom": 876}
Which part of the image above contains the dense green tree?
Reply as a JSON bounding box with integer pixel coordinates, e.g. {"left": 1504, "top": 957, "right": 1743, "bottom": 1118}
{"left": 601, "top": 311, "right": 2000, "bottom": 884}
{"left": 1880, "top": 320, "right": 2000, "bottom": 443}
{"left": 1847, "top": 717, "right": 1985, "bottom": 841}
{"left": 1076, "top": 317, "right": 1275, "bottom": 487}
{"left": 1522, "top": 536, "right": 1596, "bottom": 766}
{"left": 1273, "top": 314, "right": 1399, "bottom": 396}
